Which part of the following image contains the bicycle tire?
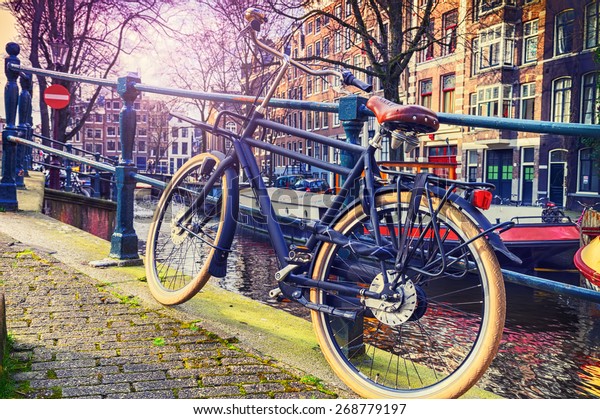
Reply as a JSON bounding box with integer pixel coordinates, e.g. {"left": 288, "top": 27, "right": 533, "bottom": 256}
{"left": 145, "top": 153, "right": 233, "bottom": 305}
{"left": 309, "top": 190, "right": 505, "bottom": 398}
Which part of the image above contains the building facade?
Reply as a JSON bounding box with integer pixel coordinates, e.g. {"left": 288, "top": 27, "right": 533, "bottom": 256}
{"left": 255, "top": 0, "right": 599, "bottom": 208}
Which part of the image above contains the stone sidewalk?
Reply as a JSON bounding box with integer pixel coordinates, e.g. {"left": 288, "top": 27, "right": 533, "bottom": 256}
{"left": 0, "top": 235, "right": 334, "bottom": 399}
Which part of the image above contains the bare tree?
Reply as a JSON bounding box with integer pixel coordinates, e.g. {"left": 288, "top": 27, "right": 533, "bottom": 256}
{"left": 5, "top": 0, "right": 181, "bottom": 146}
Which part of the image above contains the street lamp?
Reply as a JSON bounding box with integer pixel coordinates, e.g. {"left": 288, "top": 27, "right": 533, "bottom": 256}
{"left": 47, "top": 36, "right": 69, "bottom": 190}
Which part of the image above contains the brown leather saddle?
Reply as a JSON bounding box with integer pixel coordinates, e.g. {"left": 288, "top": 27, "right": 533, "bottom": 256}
{"left": 366, "top": 96, "right": 439, "bottom": 133}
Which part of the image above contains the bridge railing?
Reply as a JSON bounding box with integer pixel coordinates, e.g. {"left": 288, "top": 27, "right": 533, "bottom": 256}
{"left": 2, "top": 42, "right": 600, "bottom": 304}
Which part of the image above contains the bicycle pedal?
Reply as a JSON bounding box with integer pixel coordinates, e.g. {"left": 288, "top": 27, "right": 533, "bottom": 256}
{"left": 268, "top": 287, "right": 282, "bottom": 299}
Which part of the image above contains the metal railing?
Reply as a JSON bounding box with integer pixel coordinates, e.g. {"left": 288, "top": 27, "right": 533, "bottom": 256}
{"left": 2, "top": 42, "right": 600, "bottom": 303}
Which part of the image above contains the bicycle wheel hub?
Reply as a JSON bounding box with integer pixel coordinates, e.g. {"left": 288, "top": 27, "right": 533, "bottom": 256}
{"left": 364, "top": 271, "right": 418, "bottom": 327}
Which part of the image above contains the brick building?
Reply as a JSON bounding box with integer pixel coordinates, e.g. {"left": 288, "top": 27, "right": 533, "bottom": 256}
{"left": 255, "top": 0, "right": 599, "bottom": 208}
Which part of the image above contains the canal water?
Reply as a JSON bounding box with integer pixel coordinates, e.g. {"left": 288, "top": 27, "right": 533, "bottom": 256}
{"left": 135, "top": 205, "right": 600, "bottom": 399}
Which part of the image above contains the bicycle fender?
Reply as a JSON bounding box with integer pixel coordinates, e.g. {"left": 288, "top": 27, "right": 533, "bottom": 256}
{"left": 448, "top": 195, "right": 522, "bottom": 265}
{"left": 208, "top": 152, "right": 239, "bottom": 278}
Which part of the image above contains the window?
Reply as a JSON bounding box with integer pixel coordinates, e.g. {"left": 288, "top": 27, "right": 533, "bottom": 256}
{"left": 138, "top": 128, "right": 147, "bottom": 137}
{"left": 315, "top": 17, "right": 321, "bottom": 33}
{"left": 95, "top": 114, "right": 103, "bottom": 123}
{"left": 468, "top": 93, "right": 478, "bottom": 131}
{"left": 86, "top": 128, "right": 93, "bottom": 138}
{"left": 555, "top": 10, "right": 575, "bottom": 55}
{"left": 578, "top": 148, "right": 599, "bottom": 192}
{"left": 345, "top": 1, "right": 352, "bottom": 17}
{"left": 138, "top": 141, "right": 146, "bottom": 152}
{"left": 307, "top": 77, "right": 313, "bottom": 95}
{"left": 182, "top": 142, "right": 188, "bottom": 155}
{"left": 471, "top": 38, "right": 479, "bottom": 76}
{"left": 582, "top": 72, "right": 600, "bottom": 124}
{"left": 520, "top": 83, "right": 536, "bottom": 120}
{"left": 441, "top": 74, "right": 455, "bottom": 113}
{"left": 478, "top": 23, "right": 515, "bottom": 70}
{"left": 172, "top": 142, "right": 178, "bottom": 155}
{"left": 345, "top": 27, "right": 353, "bottom": 49}
{"left": 315, "top": 41, "right": 321, "bottom": 57}
{"left": 334, "top": 32, "right": 341, "bottom": 53}
{"left": 586, "top": 1, "right": 600, "bottom": 49}
{"left": 107, "top": 126, "right": 116, "bottom": 137}
{"left": 113, "top": 101, "right": 120, "bottom": 109}
{"left": 307, "top": 44, "right": 313, "bottom": 59}
{"left": 94, "top": 129, "right": 102, "bottom": 139}
{"left": 552, "top": 77, "right": 572, "bottom": 123}
{"left": 112, "top": 113, "right": 119, "bottom": 122}
{"left": 467, "top": 150, "right": 479, "bottom": 182}
{"left": 333, "top": 99, "right": 340, "bottom": 127}
{"left": 477, "top": 85, "right": 513, "bottom": 118}
{"left": 307, "top": 112, "right": 313, "bottom": 130}
{"left": 134, "top": 102, "right": 141, "bottom": 110}
{"left": 323, "top": 38, "right": 330, "bottom": 56}
{"left": 314, "top": 112, "right": 320, "bottom": 130}
{"left": 322, "top": 112, "right": 329, "bottom": 129}
{"left": 523, "top": 20, "right": 538, "bottom": 64}
{"left": 420, "top": 79, "right": 433, "bottom": 109}
{"left": 172, "top": 127, "right": 179, "bottom": 137}
{"left": 477, "top": 0, "right": 515, "bottom": 17}
{"left": 107, "top": 141, "right": 116, "bottom": 151}
{"left": 306, "top": 20, "right": 313, "bottom": 34}
{"left": 417, "top": 19, "right": 435, "bottom": 63}
{"left": 442, "top": 10, "right": 458, "bottom": 55}
{"left": 181, "top": 127, "right": 188, "bottom": 138}
{"left": 335, "top": 5, "right": 342, "bottom": 19}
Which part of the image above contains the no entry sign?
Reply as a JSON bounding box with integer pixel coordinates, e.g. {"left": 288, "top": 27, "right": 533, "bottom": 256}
{"left": 43, "top": 84, "right": 70, "bottom": 109}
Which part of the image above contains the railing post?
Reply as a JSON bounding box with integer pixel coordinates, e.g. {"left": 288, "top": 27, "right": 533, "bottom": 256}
{"left": 0, "top": 43, "right": 20, "bottom": 211}
{"left": 93, "top": 152, "right": 101, "bottom": 198}
{"left": 15, "top": 73, "right": 32, "bottom": 188}
{"left": 64, "top": 144, "right": 72, "bottom": 192}
{"left": 338, "top": 95, "right": 368, "bottom": 195}
{"left": 109, "top": 73, "right": 140, "bottom": 260}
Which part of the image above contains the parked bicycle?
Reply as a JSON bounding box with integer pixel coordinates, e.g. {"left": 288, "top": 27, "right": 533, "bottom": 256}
{"left": 44, "top": 169, "right": 95, "bottom": 197}
{"left": 145, "top": 9, "right": 520, "bottom": 399}
{"left": 493, "top": 194, "right": 521, "bottom": 206}
{"left": 535, "top": 196, "right": 567, "bottom": 223}
{"left": 575, "top": 200, "right": 600, "bottom": 226}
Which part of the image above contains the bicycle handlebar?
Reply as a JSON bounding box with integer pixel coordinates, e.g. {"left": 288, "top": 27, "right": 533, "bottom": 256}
{"left": 244, "top": 8, "right": 372, "bottom": 93}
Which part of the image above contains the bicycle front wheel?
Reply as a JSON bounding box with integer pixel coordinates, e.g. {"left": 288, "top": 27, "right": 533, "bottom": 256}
{"left": 146, "top": 153, "right": 234, "bottom": 305}
{"left": 310, "top": 190, "right": 505, "bottom": 398}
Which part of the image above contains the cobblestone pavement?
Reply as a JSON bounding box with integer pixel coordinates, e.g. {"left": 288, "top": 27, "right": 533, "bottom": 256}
{"left": 0, "top": 237, "right": 334, "bottom": 399}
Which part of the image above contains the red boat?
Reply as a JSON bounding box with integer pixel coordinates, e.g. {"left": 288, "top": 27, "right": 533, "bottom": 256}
{"left": 496, "top": 220, "right": 580, "bottom": 271}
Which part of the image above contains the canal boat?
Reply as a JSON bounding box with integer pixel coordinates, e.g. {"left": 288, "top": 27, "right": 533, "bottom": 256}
{"left": 495, "top": 219, "right": 580, "bottom": 271}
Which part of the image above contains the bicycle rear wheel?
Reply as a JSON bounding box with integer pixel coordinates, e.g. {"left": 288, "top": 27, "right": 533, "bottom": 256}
{"left": 310, "top": 190, "right": 505, "bottom": 398}
{"left": 146, "top": 153, "right": 234, "bottom": 305}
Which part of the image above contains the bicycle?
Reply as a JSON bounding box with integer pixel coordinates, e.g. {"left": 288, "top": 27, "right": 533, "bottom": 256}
{"left": 574, "top": 200, "right": 600, "bottom": 226}
{"left": 535, "top": 196, "right": 567, "bottom": 223}
{"left": 145, "top": 8, "right": 519, "bottom": 399}
{"left": 493, "top": 195, "right": 521, "bottom": 206}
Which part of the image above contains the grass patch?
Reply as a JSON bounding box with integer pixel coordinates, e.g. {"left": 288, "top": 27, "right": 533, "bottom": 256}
{"left": 0, "top": 334, "right": 30, "bottom": 398}
{"left": 152, "top": 337, "right": 165, "bottom": 346}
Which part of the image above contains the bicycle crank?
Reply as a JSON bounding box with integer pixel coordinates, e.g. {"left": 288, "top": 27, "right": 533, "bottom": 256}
{"left": 363, "top": 271, "right": 428, "bottom": 326}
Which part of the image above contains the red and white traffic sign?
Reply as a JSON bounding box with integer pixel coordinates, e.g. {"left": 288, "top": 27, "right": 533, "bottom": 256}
{"left": 43, "top": 84, "right": 70, "bottom": 109}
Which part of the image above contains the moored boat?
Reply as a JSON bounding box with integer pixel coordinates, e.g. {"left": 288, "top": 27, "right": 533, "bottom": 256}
{"left": 496, "top": 220, "right": 580, "bottom": 271}
{"left": 574, "top": 235, "right": 600, "bottom": 291}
